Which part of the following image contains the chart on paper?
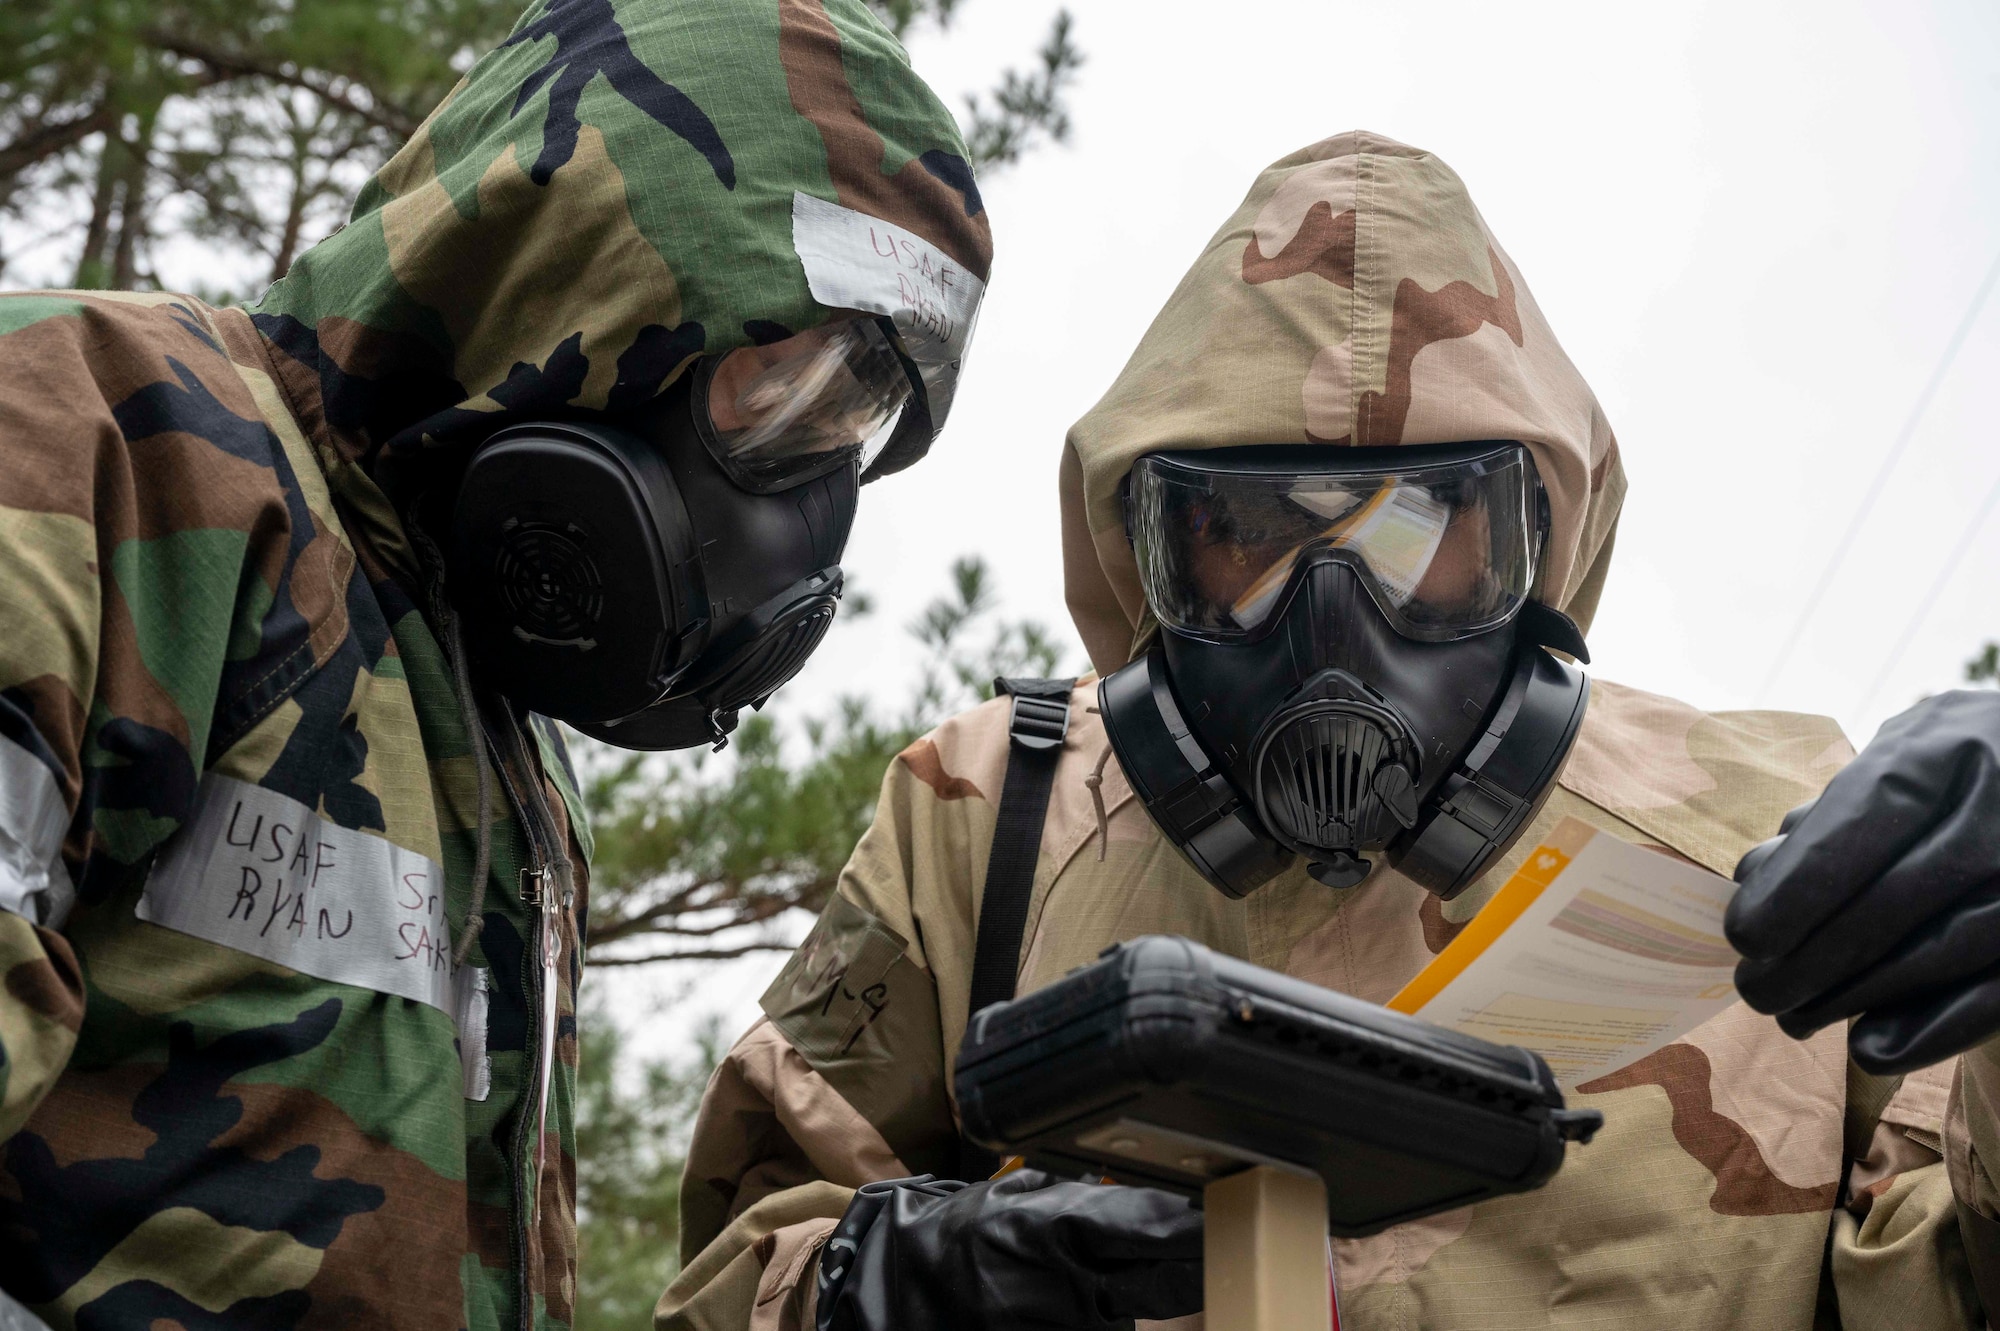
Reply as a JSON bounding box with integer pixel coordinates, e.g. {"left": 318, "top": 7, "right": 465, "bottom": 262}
{"left": 1388, "top": 817, "right": 1742, "bottom": 1087}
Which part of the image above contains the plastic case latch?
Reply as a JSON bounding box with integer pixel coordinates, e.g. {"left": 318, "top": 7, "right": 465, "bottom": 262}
{"left": 1552, "top": 1108, "right": 1604, "bottom": 1143}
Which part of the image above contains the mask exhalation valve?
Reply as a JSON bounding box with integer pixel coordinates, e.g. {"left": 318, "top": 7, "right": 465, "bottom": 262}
{"left": 680, "top": 569, "right": 843, "bottom": 710}
{"left": 1251, "top": 684, "right": 1421, "bottom": 890}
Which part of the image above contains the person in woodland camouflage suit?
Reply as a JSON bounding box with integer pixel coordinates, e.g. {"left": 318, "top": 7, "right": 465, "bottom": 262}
{"left": 0, "top": 1, "right": 991, "bottom": 1327}
{"left": 664, "top": 131, "right": 2000, "bottom": 1330}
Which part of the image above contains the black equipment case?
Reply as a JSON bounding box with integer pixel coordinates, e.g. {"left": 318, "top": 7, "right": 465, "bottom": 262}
{"left": 954, "top": 934, "right": 1602, "bottom": 1236}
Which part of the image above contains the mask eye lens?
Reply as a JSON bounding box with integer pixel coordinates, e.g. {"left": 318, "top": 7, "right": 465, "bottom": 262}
{"left": 1131, "top": 444, "right": 1540, "bottom": 642}
{"left": 700, "top": 319, "right": 913, "bottom": 492}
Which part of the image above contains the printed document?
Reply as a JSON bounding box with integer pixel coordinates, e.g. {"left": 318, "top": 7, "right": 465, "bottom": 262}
{"left": 1388, "top": 816, "right": 1740, "bottom": 1088}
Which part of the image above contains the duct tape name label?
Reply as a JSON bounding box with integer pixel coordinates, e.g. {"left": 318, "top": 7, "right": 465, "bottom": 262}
{"left": 791, "top": 191, "right": 991, "bottom": 433}
{"left": 791, "top": 192, "right": 984, "bottom": 358}
{"left": 141, "top": 773, "right": 463, "bottom": 1015}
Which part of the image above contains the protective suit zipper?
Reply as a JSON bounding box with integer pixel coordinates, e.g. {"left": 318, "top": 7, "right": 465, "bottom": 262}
{"left": 412, "top": 523, "right": 574, "bottom": 1328}
{"left": 482, "top": 707, "right": 573, "bottom": 1331}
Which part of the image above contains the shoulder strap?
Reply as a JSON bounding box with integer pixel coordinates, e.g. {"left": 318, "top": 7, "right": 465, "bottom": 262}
{"left": 967, "top": 677, "right": 1076, "bottom": 1019}
{"left": 961, "top": 676, "right": 1074, "bottom": 1180}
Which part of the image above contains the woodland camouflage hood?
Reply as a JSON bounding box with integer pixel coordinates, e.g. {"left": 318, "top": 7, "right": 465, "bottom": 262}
{"left": 254, "top": 0, "right": 992, "bottom": 477}
{"left": 0, "top": 2, "right": 989, "bottom": 1328}
{"left": 1062, "top": 130, "right": 1625, "bottom": 673}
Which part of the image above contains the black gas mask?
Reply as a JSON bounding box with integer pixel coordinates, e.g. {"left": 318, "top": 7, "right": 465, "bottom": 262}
{"left": 1100, "top": 442, "right": 1590, "bottom": 899}
{"left": 449, "top": 317, "right": 915, "bottom": 750}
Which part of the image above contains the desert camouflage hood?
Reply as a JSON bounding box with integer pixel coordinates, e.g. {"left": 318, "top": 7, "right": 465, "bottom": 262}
{"left": 252, "top": 0, "right": 992, "bottom": 479}
{"left": 1062, "top": 130, "right": 1625, "bottom": 674}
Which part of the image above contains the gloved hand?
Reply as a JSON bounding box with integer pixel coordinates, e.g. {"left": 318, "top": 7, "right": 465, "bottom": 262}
{"left": 1725, "top": 690, "right": 2000, "bottom": 1074}
{"left": 815, "top": 1168, "right": 1203, "bottom": 1331}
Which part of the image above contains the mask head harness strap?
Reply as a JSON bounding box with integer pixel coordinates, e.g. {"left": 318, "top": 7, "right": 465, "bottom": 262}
{"left": 1392, "top": 608, "right": 1591, "bottom": 899}
{"left": 1098, "top": 651, "right": 1293, "bottom": 899}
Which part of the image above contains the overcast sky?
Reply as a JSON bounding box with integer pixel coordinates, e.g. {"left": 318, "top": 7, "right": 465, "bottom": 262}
{"left": 645, "top": 0, "right": 2000, "bottom": 1049}
{"left": 11, "top": 0, "right": 1999, "bottom": 1049}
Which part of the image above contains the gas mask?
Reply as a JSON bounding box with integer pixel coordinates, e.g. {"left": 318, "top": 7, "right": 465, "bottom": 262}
{"left": 1099, "top": 442, "right": 1590, "bottom": 899}
{"left": 450, "top": 317, "right": 914, "bottom": 751}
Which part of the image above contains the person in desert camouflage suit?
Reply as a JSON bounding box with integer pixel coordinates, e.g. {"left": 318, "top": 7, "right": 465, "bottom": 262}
{"left": 663, "top": 132, "right": 2000, "bottom": 1330}
{"left": 0, "top": 1, "right": 991, "bottom": 1327}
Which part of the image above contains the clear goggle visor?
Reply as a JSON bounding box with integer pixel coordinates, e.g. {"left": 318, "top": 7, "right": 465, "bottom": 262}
{"left": 697, "top": 317, "right": 913, "bottom": 492}
{"left": 1128, "top": 443, "right": 1543, "bottom": 642}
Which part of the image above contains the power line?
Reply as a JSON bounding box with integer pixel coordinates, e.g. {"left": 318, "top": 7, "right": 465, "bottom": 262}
{"left": 1755, "top": 247, "right": 2000, "bottom": 704}
{"left": 1852, "top": 463, "right": 2000, "bottom": 721}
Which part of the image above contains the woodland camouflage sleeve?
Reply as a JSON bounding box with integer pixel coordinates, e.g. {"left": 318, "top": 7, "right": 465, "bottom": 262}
{"left": 657, "top": 738, "right": 967, "bottom": 1331}
{"left": 0, "top": 297, "right": 111, "bottom": 1138}
{"left": 0, "top": 292, "right": 292, "bottom": 1140}
{"left": 0, "top": 922, "right": 84, "bottom": 1143}
{"left": 0, "top": 447, "right": 85, "bottom": 1137}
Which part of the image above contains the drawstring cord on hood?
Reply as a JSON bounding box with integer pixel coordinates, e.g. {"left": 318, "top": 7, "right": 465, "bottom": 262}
{"left": 408, "top": 514, "right": 569, "bottom": 1220}
{"left": 444, "top": 608, "right": 496, "bottom": 966}
{"left": 1084, "top": 733, "right": 1113, "bottom": 862}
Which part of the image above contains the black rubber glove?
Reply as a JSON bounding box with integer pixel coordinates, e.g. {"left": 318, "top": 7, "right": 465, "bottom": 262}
{"left": 815, "top": 1169, "right": 1203, "bottom": 1331}
{"left": 1725, "top": 690, "right": 2000, "bottom": 1074}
